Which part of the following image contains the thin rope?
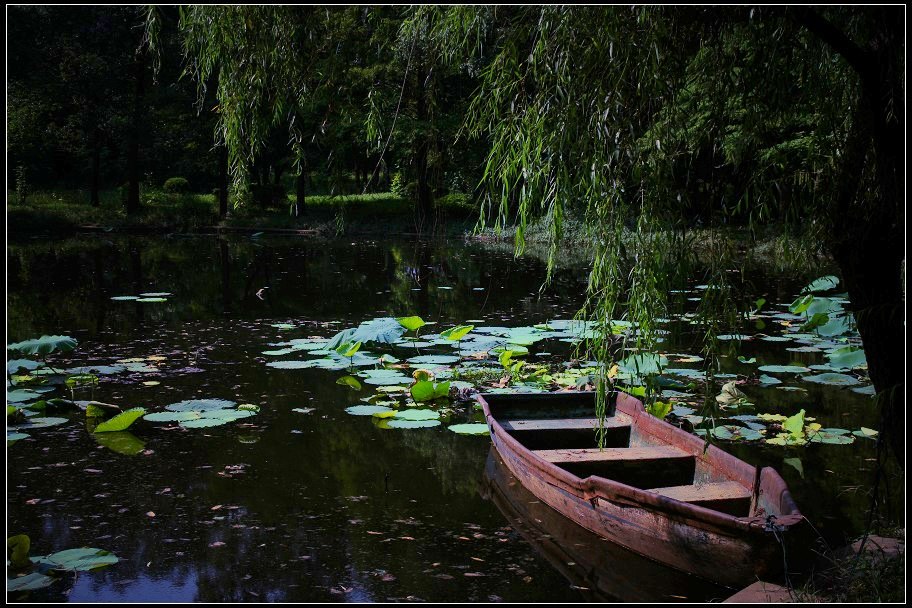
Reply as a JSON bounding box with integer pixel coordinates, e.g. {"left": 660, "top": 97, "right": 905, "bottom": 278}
{"left": 363, "top": 30, "right": 418, "bottom": 196}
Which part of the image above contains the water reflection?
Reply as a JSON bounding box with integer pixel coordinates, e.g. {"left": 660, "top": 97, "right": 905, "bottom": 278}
{"left": 481, "top": 449, "right": 732, "bottom": 602}
{"left": 6, "top": 235, "right": 901, "bottom": 602}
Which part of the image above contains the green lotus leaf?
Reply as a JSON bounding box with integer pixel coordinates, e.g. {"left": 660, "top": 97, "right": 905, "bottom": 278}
{"left": 802, "top": 373, "right": 860, "bottom": 386}
{"left": 7, "top": 335, "right": 78, "bottom": 356}
{"left": 440, "top": 325, "right": 474, "bottom": 341}
{"left": 802, "top": 275, "right": 839, "bottom": 293}
{"left": 7, "top": 572, "right": 56, "bottom": 592}
{"left": 346, "top": 404, "right": 395, "bottom": 416}
{"left": 385, "top": 419, "right": 441, "bottom": 429}
{"left": 93, "top": 407, "right": 147, "bottom": 433}
{"left": 165, "top": 398, "right": 236, "bottom": 412}
{"left": 757, "top": 365, "right": 811, "bottom": 374}
{"left": 144, "top": 411, "right": 201, "bottom": 423}
{"left": 396, "top": 316, "right": 426, "bottom": 331}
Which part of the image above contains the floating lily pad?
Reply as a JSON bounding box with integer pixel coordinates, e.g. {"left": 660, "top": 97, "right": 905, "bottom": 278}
{"left": 144, "top": 411, "right": 200, "bottom": 423}
{"left": 7, "top": 389, "right": 41, "bottom": 403}
{"left": 407, "top": 355, "right": 461, "bottom": 365}
{"left": 802, "top": 373, "right": 860, "bottom": 386}
{"left": 7, "top": 416, "right": 69, "bottom": 430}
{"left": 363, "top": 374, "right": 410, "bottom": 386}
{"left": 825, "top": 346, "right": 867, "bottom": 370}
{"left": 853, "top": 427, "right": 878, "bottom": 439}
{"left": 7, "top": 572, "right": 56, "bottom": 592}
{"left": 7, "top": 359, "right": 43, "bottom": 374}
{"left": 758, "top": 374, "right": 782, "bottom": 386}
{"left": 264, "top": 358, "right": 318, "bottom": 369}
{"left": 808, "top": 430, "right": 855, "bottom": 445}
{"left": 135, "top": 297, "right": 168, "bottom": 303}
{"left": 139, "top": 292, "right": 172, "bottom": 297}
{"left": 7, "top": 431, "right": 29, "bottom": 443}
{"left": 36, "top": 547, "right": 119, "bottom": 571}
{"left": 165, "top": 398, "right": 237, "bottom": 412}
{"left": 111, "top": 296, "right": 139, "bottom": 301}
{"left": 346, "top": 404, "right": 395, "bottom": 416}
{"left": 757, "top": 365, "right": 811, "bottom": 374}
{"left": 262, "top": 348, "right": 300, "bottom": 356}
{"left": 385, "top": 419, "right": 441, "bottom": 429}
{"left": 851, "top": 385, "right": 876, "bottom": 396}
{"left": 180, "top": 417, "right": 230, "bottom": 429}
{"left": 722, "top": 426, "right": 764, "bottom": 441}
{"left": 394, "top": 408, "right": 440, "bottom": 421}
{"left": 448, "top": 423, "right": 489, "bottom": 435}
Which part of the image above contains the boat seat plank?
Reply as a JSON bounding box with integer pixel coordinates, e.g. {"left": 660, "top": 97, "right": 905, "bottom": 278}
{"left": 534, "top": 446, "right": 697, "bottom": 489}
{"left": 535, "top": 445, "right": 688, "bottom": 464}
{"left": 501, "top": 417, "right": 630, "bottom": 432}
{"left": 649, "top": 481, "right": 752, "bottom": 517}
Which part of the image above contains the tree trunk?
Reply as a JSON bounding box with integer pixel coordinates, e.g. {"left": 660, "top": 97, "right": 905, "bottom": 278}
{"left": 295, "top": 166, "right": 307, "bottom": 217}
{"left": 218, "top": 144, "right": 229, "bottom": 219}
{"left": 90, "top": 128, "right": 101, "bottom": 207}
{"left": 126, "top": 48, "right": 147, "bottom": 215}
{"left": 798, "top": 6, "right": 905, "bottom": 467}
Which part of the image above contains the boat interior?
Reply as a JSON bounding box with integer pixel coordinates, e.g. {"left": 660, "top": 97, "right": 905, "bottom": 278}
{"left": 484, "top": 392, "right": 757, "bottom": 518}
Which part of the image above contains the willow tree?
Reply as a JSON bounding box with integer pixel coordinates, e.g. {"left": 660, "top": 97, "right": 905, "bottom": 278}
{"left": 415, "top": 6, "right": 904, "bottom": 463}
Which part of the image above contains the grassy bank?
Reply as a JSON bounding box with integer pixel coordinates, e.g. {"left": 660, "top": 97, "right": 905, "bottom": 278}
{"left": 470, "top": 211, "right": 832, "bottom": 275}
{"left": 7, "top": 189, "right": 479, "bottom": 238}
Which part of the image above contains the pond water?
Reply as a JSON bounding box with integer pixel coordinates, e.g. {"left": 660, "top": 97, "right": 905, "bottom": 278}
{"left": 6, "top": 235, "right": 898, "bottom": 602}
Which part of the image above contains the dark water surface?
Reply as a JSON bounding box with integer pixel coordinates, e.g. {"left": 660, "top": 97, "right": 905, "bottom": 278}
{"left": 6, "top": 235, "right": 896, "bottom": 602}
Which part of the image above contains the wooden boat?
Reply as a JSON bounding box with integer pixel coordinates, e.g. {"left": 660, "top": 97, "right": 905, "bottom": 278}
{"left": 478, "top": 390, "right": 804, "bottom": 588}
{"left": 481, "top": 447, "right": 731, "bottom": 602}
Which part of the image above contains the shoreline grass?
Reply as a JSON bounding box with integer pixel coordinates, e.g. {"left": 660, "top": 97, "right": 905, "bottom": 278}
{"left": 7, "top": 189, "right": 478, "bottom": 238}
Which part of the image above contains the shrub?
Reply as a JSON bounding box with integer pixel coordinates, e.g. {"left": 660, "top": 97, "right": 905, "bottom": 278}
{"left": 163, "top": 177, "right": 190, "bottom": 194}
{"left": 390, "top": 172, "right": 407, "bottom": 198}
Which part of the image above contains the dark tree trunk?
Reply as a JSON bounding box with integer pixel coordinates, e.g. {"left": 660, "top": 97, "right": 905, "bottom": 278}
{"left": 90, "top": 127, "right": 101, "bottom": 207}
{"left": 800, "top": 7, "right": 905, "bottom": 466}
{"left": 126, "top": 48, "right": 147, "bottom": 215}
{"left": 295, "top": 166, "right": 307, "bottom": 217}
{"left": 218, "top": 144, "right": 229, "bottom": 219}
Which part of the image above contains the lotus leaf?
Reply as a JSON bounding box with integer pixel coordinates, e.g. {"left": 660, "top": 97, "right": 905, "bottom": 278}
{"left": 757, "top": 365, "right": 811, "bottom": 374}
{"left": 93, "top": 407, "right": 147, "bottom": 433}
{"left": 346, "top": 404, "right": 395, "bottom": 416}
{"left": 802, "top": 373, "right": 860, "bottom": 386}
{"left": 166, "top": 398, "right": 236, "bottom": 412}
{"left": 8, "top": 335, "right": 78, "bottom": 356}
{"left": 383, "top": 419, "right": 440, "bottom": 429}
{"left": 448, "top": 423, "right": 489, "bottom": 435}
{"left": 7, "top": 572, "right": 56, "bottom": 592}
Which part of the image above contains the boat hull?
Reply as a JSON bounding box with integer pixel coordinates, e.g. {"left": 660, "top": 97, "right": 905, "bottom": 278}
{"left": 482, "top": 392, "right": 803, "bottom": 588}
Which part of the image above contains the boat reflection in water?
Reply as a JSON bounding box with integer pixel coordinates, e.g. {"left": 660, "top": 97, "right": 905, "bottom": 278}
{"left": 481, "top": 449, "right": 733, "bottom": 602}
